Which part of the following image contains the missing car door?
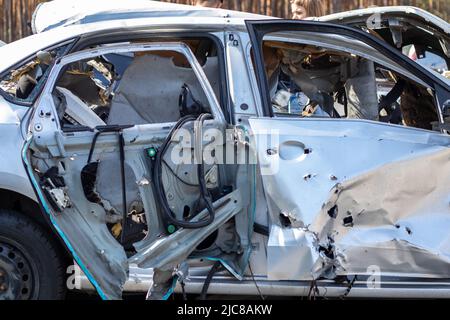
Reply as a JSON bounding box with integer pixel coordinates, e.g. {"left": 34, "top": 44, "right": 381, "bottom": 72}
{"left": 24, "top": 42, "right": 248, "bottom": 299}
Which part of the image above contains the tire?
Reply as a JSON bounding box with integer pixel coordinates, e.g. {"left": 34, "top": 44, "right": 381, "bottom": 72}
{"left": 0, "top": 210, "right": 66, "bottom": 300}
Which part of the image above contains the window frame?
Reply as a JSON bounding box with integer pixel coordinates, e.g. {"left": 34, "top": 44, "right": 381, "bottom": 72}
{"left": 0, "top": 39, "right": 75, "bottom": 107}
{"left": 246, "top": 19, "right": 450, "bottom": 130}
{"left": 68, "top": 30, "right": 232, "bottom": 124}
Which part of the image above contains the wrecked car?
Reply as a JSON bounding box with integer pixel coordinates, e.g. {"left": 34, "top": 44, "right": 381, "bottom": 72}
{"left": 0, "top": 0, "right": 449, "bottom": 300}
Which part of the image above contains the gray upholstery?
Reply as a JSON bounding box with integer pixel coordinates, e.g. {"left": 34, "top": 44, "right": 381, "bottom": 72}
{"left": 345, "top": 60, "right": 379, "bottom": 121}
{"left": 95, "top": 53, "right": 219, "bottom": 215}
{"left": 107, "top": 54, "right": 219, "bottom": 125}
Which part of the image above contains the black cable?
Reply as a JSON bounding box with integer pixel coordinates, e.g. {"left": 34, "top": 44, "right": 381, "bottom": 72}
{"left": 253, "top": 223, "right": 269, "bottom": 237}
{"left": 199, "top": 260, "right": 222, "bottom": 300}
{"left": 249, "top": 264, "right": 265, "bottom": 300}
{"left": 308, "top": 280, "right": 319, "bottom": 300}
{"left": 87, "top": 124, "right": 133, "bottom": 164}
{"left": 154, "top": 114, "right": 216, "bottom": 229}
{"left": 181, "top": 281, "right": 188, "bottom": 301}
{"left": 196, "top": 113, "right": 216, "bottom": 225}
{"left": 118, "top": 130, "right": 127, "bottom": 244}
{"left": 341, "top": 275, "right": 357, "bottom": 299}
{"left": 87, "top": 131, "right": 102, "bottom": 164}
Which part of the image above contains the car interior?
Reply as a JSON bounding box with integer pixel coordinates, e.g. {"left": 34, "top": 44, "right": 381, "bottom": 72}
{"left": 262, "top": 36, "right": 440, "bottom": 131}
{"left": 26, "top": 36, "right": 251, "bottom": 282}
{"left": 5, "top": 26, "right": 449, "bottom": 298}
{"left": 53, "top": 38, "right": 221, "bottom": 129}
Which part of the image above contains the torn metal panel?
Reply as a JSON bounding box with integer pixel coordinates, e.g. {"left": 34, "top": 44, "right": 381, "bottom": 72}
{"left": 250, "top": 117, "right": 450, "bottom": 280}
{"left": 267, "top": 225, "right": 319, "bottom": 280}
{"left": 24, "top": 140, "right": 129, "bottom": 300}
{"left": 319, "top": 6, "right": 449, "bottom": 36}
{"left": 312, "top": 148, "right": 450, "bottom": 277}
{"left": 55, "top": 87, "right": 106, "bottom": 128}
{"left": 129, "top": 189, "right": 243, "bottom": 270}
{"left": 320, "top": 6, "right": 450, "bottom": 74}
{"left": 25, "top": 41, "right": 230, "bottom": 300}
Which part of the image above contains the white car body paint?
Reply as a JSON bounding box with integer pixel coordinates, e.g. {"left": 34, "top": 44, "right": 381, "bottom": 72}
{"left": 1, "top": 1, "right": 450, "bottom": 298}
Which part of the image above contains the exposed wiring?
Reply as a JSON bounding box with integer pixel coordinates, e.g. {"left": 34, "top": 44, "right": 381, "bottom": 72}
{"left": 341, "top": 275, "right": 357, "bottom": 299}
{"left": 84, "top": 124, "right": 134, "bottom": 244}
{"left": 154, "top": 114, "right": 216, "bottom": 229}
{"left": 87, "top": 131, "right": 102, "bottom": 164}
{"left": 118, "top": 130, "right": 127, "bottom": 244}
{"left": 180, "top": 281, "right": 188, "bottom": 301}
{"left": 249, "top": 264, "right": 265, "bottom": 300}
{"left": 199, "top": 260, "right": 222, "bottom": 300}
{"left": 307, "top": 280, "right": 320, "bottom": 300}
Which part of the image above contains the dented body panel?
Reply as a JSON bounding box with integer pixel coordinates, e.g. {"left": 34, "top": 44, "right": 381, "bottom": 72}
{"left": 250, "top": 118, "right": 450, "bottom": 280}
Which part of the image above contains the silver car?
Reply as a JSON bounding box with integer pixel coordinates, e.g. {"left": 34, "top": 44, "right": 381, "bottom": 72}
{"left": 0, "top": 0, "right": 449, "bottom": 300}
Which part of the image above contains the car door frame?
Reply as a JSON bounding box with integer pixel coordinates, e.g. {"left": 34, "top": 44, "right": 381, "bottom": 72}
{"left": 23, "top": 41, "right": 229, "bottom": 299}
{"left": 246, "top": 19, "right": 450, "bottom": 127}
{"left": 245, "top": 19, "right": 450, "bottom": 284}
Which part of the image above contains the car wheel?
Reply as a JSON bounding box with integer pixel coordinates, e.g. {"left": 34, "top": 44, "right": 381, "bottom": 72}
{"left": 0, "top": 210, "right": 66, "bottom": 300}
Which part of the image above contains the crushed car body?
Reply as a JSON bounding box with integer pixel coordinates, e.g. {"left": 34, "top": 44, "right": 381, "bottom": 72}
{"left": 252, "top": 118, "right": 450, "bottom": 280}
{"left": 0, "top": 0, "right": 449, "bottom": 300}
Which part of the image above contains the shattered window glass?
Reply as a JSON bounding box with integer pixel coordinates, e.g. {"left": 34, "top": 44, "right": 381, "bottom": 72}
{"left": 0, "top": 44, "right": 69, "bottom": 104}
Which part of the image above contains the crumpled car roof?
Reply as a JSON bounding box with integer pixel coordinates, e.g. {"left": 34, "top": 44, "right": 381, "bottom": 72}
{"left": 0, "top": 0, "right": 270, "bottom": 74}
{"left": 32, "top": 0, "right": 269, "bottom": 34}
{"left": 319, "top": 6, "right": 449, "bottom": 35}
